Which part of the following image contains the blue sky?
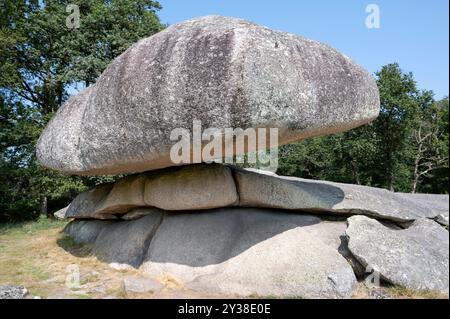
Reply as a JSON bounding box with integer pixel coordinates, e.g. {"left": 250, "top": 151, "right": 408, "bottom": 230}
{"left": 158, "top": 0, "right": 449, "bottom": 99}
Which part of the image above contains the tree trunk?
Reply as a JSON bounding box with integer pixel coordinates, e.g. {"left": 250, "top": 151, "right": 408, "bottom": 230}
{"left": 387, "top": 172, "right": 395, "bottom": 192}
{"left": 41, "top": 196, "right": 50, "bottom": 219}
{"left": 412, "top": 178, "right": 418, "bottom": 194}
{"left": 385, "top": 144, "right": 395, "bottom": 191}
{"left": 351, "top": 161, "right": 361, "bottom": 185}
{"left": 412, "top": 154, "right": 421, "bottom": 193}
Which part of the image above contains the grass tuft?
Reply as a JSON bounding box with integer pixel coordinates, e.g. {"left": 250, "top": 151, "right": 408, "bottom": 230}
{"left": 386, "top": 286, "right": 449, "bottom": 299}
{"left": 0, "top": 217, "right": 68, "bottom": 237}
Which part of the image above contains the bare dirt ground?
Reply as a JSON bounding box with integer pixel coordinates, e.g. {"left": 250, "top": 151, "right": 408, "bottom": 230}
{"left": 0, "top": 218, "right": 447, "bottom": 299}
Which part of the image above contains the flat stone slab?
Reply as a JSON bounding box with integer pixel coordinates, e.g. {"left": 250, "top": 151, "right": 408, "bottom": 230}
{"left": 65, "top": 164, "right": 238, "bottom": 219}
{"left": 395, "top": 193, "right": 449, "bottom": 219}
{"left": 121, "top": 207, "right": 163, "bottom": 221}
{"left": 65, "top": 183, "right": 117, "bottom": 220}
{"left": 234, "top": 168, "right": 448, "bottom": 222}
{"left": 143, "top": 164, "right": 238, "bottom": 210}
{"left": 65, "top": 208, "right": 357, "bottom": 299}
{"left": 37, "top": 15, "right": 379, "bottom": 176}
{"left": 63, "top": 164, "right": 449, "bottom": 223}
{"left": 346, "top": 215, "right": 449, "bottom": 294}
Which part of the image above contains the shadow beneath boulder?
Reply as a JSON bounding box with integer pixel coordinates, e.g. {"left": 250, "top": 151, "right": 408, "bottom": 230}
{"left": 61, "top": 208, "right": 327, "bottom": 268}
{"left": 145, "top": 208, "right": 323, "bottom": 267}
{"left": 57, "top": 235, "right": 92, "bottom": 258}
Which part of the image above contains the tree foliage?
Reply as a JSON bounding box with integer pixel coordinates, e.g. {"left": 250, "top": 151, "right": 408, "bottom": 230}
{"left": 278, "top": 64, "right": 449, "bottom": 194}
{"left": 0, "top": 0, "right": 164, "bottom": 222}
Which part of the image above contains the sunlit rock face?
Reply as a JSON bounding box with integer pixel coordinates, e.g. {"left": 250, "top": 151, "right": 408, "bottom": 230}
{"left": 37, "top": 15, "right": 379, "bottom": 176}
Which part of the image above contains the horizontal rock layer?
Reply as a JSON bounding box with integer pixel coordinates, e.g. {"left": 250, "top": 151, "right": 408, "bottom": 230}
{"left": 62, "top": 164, "right": 449, "bottom": 223}
{"left": 37, "top": 15, "right": 379, "bottom": 175}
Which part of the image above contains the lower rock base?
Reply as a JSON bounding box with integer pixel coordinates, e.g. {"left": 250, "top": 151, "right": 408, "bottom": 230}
{"left": 65, "top": 208, "right": 357, "bottom": 298}
{"left": 64, "top": 207, "right": 449, "bottom": 298}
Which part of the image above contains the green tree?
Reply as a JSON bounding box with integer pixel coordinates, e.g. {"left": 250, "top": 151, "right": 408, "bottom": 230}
{"left": 277, "top": 64, "right": 449, "bottom": 194}
{"left": 410, "top": 96, "right": 449, "bottom": 193}
{"left": 373, "top": 63, "right": 420, "bottom": 191}
{"left": 0, "top": 0, "right": 164, "bottom": 222}
{"left": 277, "top": 137, "right": 335, "bottom": 180}
{"left": 334, "top": 124, "right": 379, "bottom": 186}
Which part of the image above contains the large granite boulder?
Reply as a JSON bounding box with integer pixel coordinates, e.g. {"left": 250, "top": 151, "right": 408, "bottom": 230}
{"left": 395, "top": 193, "right": 449, "bottom": 221}
{"left": 346, "top": 216, "right": 449, "bottom": 294}
{"left": 64, "top": 208, "right": 357, "bottom": 298}
{"left": 37, "top": 15, "right": 379, "bottom": 176}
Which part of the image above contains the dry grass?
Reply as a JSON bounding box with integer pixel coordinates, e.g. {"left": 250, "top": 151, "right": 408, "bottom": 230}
{"left": 353, "top": 283, "right": 449, "bottom": 299}
{"left": 1, "top": 218, "right": 448, "bottom": 299}
{"left": 0, "top": 218, "right": 139, "bottom": 299}
{"left": 0, "top": 218, "right": 235, "bottom": 299}
{"left": 386, "top": 286, "right": 449, "bottom": 299}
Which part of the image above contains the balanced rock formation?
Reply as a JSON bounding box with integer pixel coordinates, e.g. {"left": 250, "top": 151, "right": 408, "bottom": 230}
{"left": 37, "top": 15, "right": 450, "bottom": 298}
{"left": 36, "top": 15, "right": 379, "bottom": 176}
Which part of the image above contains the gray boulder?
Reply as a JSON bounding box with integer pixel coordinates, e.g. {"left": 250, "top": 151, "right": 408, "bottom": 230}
{"left": 64, "top": 164, "right": 238, "bottom": 219}
{"left": 234, "top": 167, "right": 448, "bottom": 222}
{"left": 63, "top": 220, "right": 113, "bottom": 244}
{"left": 297, "top": 219, "right": 365, "bottom": 277}
{"left": 0, "top": 285, "right": 28, "bottom": 299}
{"left": 37, "top": 15, "right": 379, "bottom": 176}
{"left": 346, "top": 215, "right": 449, "bottom": 294}
{"left": 142, "top": 208, "right": 356, "bottom": 298}
{"left": 54, "top": 206, "right": 69, "bottom": 220}
{"left": 94, "top": 175, "right": 147, "bottom": 215}
{"left": 395, "top": 193, "right": 449, "bottom": 218}
{"left": 92, "top": 213, "right": 164, "bottom": 268}
{"left": 65, "top": 183, "right": 116, "bottom": 220}
{"left": 65, "top": 207, "right": 357, "bottom": 298}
